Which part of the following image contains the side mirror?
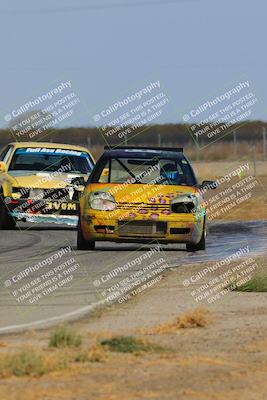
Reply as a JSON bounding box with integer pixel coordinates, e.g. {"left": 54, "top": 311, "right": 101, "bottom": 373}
{"left": 0, "top": 162, "right": 7, "bottom": 173}
{"left": 99, "top": 168, "right": 109, "bottom": 183}
{"left": 200, "top": 180, "right": 218, "bottom": 190}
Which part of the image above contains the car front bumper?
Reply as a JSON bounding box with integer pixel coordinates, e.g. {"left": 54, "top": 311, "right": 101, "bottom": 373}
{"left": 10, "top": 212, "right": 78, "bottom": 226}
{"left": 81, "top": 210, "right": 205, "bottom": 244}
{"left": 7, "top": 198, "right": 79, "bottom": 226}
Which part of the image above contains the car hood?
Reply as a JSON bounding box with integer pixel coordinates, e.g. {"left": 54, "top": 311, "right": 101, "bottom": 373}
{"left": 87, "top": 183, "right": 199, "bottom": 204}
{"left": 9, "top": 171, "right": 89, "bottom": 190}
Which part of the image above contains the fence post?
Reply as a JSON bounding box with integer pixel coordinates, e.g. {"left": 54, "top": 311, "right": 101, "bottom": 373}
{"left": 158, "top": 132, "right": 161, "bottom": 146}
{"left": 196, "top": 134, "right": 200, "bottom": 161}
{"left": 233, "top": 130, "right": 237, "bottom": 157}
{"left": 87, "top": 136, "right": 91, "bottom": 149}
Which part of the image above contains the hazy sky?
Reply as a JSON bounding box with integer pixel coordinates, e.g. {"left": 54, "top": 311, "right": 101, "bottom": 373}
{"left": 0, "top": 0, "right": 266, "bottom": 129}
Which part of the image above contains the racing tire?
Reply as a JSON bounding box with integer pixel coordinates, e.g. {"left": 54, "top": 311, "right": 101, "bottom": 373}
{"left": 77, "top": 218, "right": 95, "bottom": 250}
{"left": 186, "top": 222, "right": 206, "bottom": 252}
{"left": 0, "top": 194, "right": 16, "bottom": 230}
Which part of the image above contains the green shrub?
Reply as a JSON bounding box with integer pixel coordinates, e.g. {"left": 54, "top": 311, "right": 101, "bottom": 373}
{"left": 100, "top": 336, "right": 162, "bottom": 353}
{"left": 49, "top": 325, "right": 82, "bottom": 348}
{"left": 235, "top": 276, "right": 267, "bottom": 292}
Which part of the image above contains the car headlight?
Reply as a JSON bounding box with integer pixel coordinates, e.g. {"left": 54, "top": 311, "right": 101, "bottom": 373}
{"left": 171, "top": 193, "right": 200, "bottom": 214}
{"left": 89, "top": 192, "right": 116, "bottom": 211}
{"left": 29, "top": 189, "right": 44, "bottom": 200}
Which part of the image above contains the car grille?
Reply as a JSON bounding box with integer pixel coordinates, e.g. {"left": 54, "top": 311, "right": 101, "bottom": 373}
{"left": 14, "top": 187, "right": 81, "bottom": 202}
{"left": 116, "top": 202, "right": 170, "bottom": 211}
{"left": 43, "top": 188, "right": 71, "bottom": 201}
{"left": 118, "top": 221, "right": 167, "bottom": 236}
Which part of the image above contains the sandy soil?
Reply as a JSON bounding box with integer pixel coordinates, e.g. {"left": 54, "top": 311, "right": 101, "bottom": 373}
{"left": 1, "top": 255, "right": 267, "bottom": 400}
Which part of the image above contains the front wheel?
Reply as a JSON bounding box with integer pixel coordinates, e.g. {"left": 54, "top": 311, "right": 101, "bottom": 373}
{"left": 186, "top": 223, "right": 206, "bottom": 252}
{"left": 77, "top": 218, "right": 95, "bottom": 250}
{"left": 0, "top": 195, "right": 16, "bottom": 230}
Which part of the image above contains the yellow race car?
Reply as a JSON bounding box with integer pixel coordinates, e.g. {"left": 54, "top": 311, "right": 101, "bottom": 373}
{"left": 77, "top": 146, "right": 216, "bottom": 252}
{"left": 0, "top": 142, "right": 95, "bottom": 229}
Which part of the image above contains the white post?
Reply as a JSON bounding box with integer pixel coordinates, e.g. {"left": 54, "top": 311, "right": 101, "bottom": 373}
{"left": 253, "top": 144, "right": 257, "bottom": 176}
{"left": 263, "top": 127, "right": 266, "bottom": 161}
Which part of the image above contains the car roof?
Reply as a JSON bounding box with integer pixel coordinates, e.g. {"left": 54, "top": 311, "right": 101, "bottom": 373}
{"left": 9, "top": 142, "right": 90, "bottom": 153}
{"left": 102, "top": 146, "right": 184, "bottom": 159}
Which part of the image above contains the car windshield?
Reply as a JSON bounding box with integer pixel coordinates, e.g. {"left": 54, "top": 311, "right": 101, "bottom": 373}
{"left": 97, "top": 156, "right": 196, "bottom": 186}
{"left": 9, "top": 148, "right": 94, "bottom": 174}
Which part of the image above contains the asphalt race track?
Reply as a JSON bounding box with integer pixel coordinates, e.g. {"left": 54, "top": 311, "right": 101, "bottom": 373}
{"left": 0, "top": 221, "right": 266, "bottom": 334}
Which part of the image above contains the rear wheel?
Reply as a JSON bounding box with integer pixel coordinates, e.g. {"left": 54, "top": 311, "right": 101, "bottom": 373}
{"left": 77, "top": 218, "right": 95, "bottom": 250}
{"left": 0, "top": 195, "right": 16, "bottom": 230}
{"left": 186, "top": 222, "right": 206, "bottom": 252}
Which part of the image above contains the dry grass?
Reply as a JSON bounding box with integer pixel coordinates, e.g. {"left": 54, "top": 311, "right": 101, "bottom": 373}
{"left": 0, "top": 330, "right": 109, "bottom": 378}
{"left": 88, "top": 343, "right": 108, "bottom": 362}
{"left": 0, "top": 335, "right": 165, "bottom": 379}
{"left": 0, "top": 344, "right": 108, "bottom": 379}
{"left": 0, "top": 349, "right": 68, "bottom": 378}
{"left": 177, "top": 309, "right": 211, "bottom": 329}
{"left": 0, "top": 327, "right": 173, "bottom": 378}
{"left": 148, "top": 309, "right": 212, "bottom": 334}
{"left": 74, "top": 343, "right": 108, "bottom": 363}
{"left": 185, "top": 141, "right": 264, "bottom": 162}
{"left": 0, "top": 350, "right": 45, "bottom": 377}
